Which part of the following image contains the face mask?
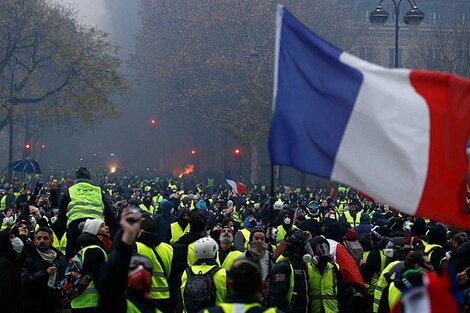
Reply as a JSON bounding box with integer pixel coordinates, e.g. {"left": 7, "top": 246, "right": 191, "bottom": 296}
{"left": 128, "top": 265, "right": 152, "bottom": 294}
{"left": 249, "top": 241, "right": 268, "bottom": 260}
{"left": 383, "top": 248, "right": 395, "bottom": 258}
{"left": 284, "top": 217, "right": 291, "bottom": 225}
{"left": 10, "top": 237, "right": 24, "bottom": 254}
{"left": 271, "top": 228, "right": 278, "bottom": 240}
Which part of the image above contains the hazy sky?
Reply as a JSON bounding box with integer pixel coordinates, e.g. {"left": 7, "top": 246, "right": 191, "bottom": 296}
{"left": 61, "top": 0, "right": 110, "bottom": 29}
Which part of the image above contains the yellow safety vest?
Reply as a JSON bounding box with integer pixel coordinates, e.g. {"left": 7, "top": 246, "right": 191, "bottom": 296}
{"left": 67, "top": 182, "right": 104, "bottom": 226}
{"left": 0, "top": 196, "right": 7, "bottom": 211}
{"left": 308, "top": 262, "right": 339, "bottom": 313}
{"left": 239, "top": 228, "right": 251, "bottom": 251}
{"left": 343, "top": 211, "right": 362, "bottom": 228}
{"left": 71, "top": 245, "right": 107, "bottom": 308}
{"left": 139, "top": 203, "right": 155, "bottom": 215}
{"left": 276, "top": 225, "right": 298, "bottom": 244}
{"left": 217, "top": 249, "right": 243, "bottom": 271}
{"left": 180, "top": 264, "right": 227, "bottom": 310}
{"left": 136, "top": 242, "right": 172, "bottom": 299}
{"left": 169, "top": 221, "right": 190, "bottom": 244}
{"left": 387, "top": 282, "right": 401, "bottom": 311}
{"left": 373, "top": 260, "right": 401, "bottom": 313}
{"left": 187, "top": 241, "right": 197, "bottom": 267}
{"left": 363, "top": 250, "right": 387, "bottom": 295}
{"left": 126, "top": 300, "right": 162, "bottom": 313}
{"left": 202, "top": 303, "right": 278, "bottom": 313}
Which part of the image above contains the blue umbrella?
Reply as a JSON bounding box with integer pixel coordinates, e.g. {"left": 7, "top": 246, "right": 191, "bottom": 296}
{"left": 8, "top": 158, "right": 42, "bottom": 174}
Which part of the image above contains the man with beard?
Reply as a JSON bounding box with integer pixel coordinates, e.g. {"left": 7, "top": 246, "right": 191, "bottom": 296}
{"left": 168, "top": 207, "right": 190, "bottom": 244}
{"left": 21, "top": 226, "right": 66, "bottom": 313}
{"left": 217, "top": 226, "right": 243, "bottom": 271}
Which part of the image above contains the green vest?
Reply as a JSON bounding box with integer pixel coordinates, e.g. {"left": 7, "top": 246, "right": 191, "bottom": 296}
{"left": 66, "top": 182, "right": 104, "bottom": 226}
{"left": 169, "top": 221, "right": 190, "bottom": 244}
{"left": 71, "top": 245, "right": 107, "bottom": 308}
{"left": 139, "top": 203, "right": 155, "bottom": 215}
{"left": 308, "top": 262, "right": 339, "bottom": 313}
{"left": 343, "top": 211, "right": 362, "bottom": 228}
{"left": 136, "top": 242, "right": 172, "bottom": 299}
{"left": 276, "top": 225, "right": 298, "bottom": 244}
{"left": 217, "top": 249, "right": 243, "bottom": 271}
{"left": 187, "top": 241, "right": 197, "bottom": 266}
{"left": 126, "top": 300, "right": 162, "bottom": 313}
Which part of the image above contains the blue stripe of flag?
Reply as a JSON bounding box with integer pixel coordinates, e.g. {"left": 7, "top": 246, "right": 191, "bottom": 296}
{"left": 269, "top": 7, "right": 364, "bottom": 178}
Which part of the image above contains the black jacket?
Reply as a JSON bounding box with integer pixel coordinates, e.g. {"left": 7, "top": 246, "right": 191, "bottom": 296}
{"left": 270, "top": 258, "right": 309, "bottom": 313}
{"left": 21, "top": 247, "right": 66, "bottom": 313}
{"left": 98, "top": 230, "right": 156, "bottom": 313}
{"left": 0, "top": 232, "right": 21, "bottom": 313}
{"left": 76, "top": 233, "right": 108, "bottom": 291}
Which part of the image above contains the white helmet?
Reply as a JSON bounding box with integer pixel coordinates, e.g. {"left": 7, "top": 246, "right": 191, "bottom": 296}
{"left": 194, "top": 237, "right": 219, "bottom": 260}
{"left": 273, "top": 200, "right": 284, "bottom": 210}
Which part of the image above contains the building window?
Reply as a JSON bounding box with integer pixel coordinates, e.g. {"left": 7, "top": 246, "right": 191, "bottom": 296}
{"left": 388, "top": 48, "right": 403, "bottom": 68}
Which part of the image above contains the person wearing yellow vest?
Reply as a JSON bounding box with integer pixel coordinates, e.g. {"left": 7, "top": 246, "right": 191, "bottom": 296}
{"left": 167, "top": 207, "right": 191, "bottom": 244}
{"left": 72, "top": 218, "right": 110, "bottom": 313}
{"left": 377, "top": 251, "right": 433, "bottom": 313}
{"left": 270, "top": 231, "right": 309, "bottom": 313}
{"left": 307, "top": 236, "right": 345, "bottom": 313}
{"left": 136, "top": 218, "right": 174, "bottom": 312}
{"left": 341, "top": 202, "right": 362, "bottom": 228}
{"left": 139, "top": 195, "right": 156, "bottom": 216}
{"left": 0, "top": 186, "right": 15, "bottom": 211}
{"left": 425, "top": 224, "right": 448, "bottom": 273}
{"left": 276, "top": 210, "right": 297, "bottom": 244}
{"left": 58, "top": 167, "right": 115, "bottom": 260}
{"left": 217, "top": 226, "right": 243, "bottom": 271}
{"left": 180, "top": 237, "right": 227, "bottom": 312}
{"left": 202, "top": 259, "right": 282, "bottom": 313}
{"left": 98, "top": 208, "right": 163, "bottom": 313}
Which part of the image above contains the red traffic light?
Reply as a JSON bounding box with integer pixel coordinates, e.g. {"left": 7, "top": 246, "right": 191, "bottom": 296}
{"left": 40, "top": 144, "right": 46, "bottom": 149}
{"left": 233, "top": 148, "right": 241, "bottom": 156}
{"left": 25, "top": 144, "right": 31, "bottom": 149}
{"left": 190, "top": 149, "right": 197, "bottom": 156}
{"left": 150, "top": 118, "right": 157, "bottom": 126}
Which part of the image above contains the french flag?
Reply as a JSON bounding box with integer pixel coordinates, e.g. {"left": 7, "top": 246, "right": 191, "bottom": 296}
{"left": 225, "top": 173, "right": 248, "bottom": 195}
{"left": 269, "top": 6, "right": 470, "bottom": 228}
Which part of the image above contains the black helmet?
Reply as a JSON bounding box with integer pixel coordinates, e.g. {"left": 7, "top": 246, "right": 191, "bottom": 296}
{"left": 286, "top": 231, "right": 308, "bottom": 258}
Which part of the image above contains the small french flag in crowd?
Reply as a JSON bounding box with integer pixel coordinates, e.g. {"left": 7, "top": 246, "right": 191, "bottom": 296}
{"left": 391, "top": 269, "right": 463, "bottom": 313}
{"left": 225, "top": 173, "right": 248, "bottom": 195}
{"left": 269, "top": 5, "right": 470, "bottom": 228}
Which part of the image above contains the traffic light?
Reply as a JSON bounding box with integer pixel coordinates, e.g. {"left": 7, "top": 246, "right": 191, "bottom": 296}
{"left": 233, "top": 148, "right": 241, "bottom": 157}
{"left": 24, "top": 143, "right": 31, "bottom": 150}
{"left": 40, "top": 144, "right": 46, "bottom": 149}
{"left": 150, "top": 118, "right": 157, "bottom": 126}
{"left": 190, "top": 148, "right": 197, "bottom": 156}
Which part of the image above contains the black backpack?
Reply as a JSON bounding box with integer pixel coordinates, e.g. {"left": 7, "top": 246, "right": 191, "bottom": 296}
{"left": 183, "top": 266, "right": 222, "bottom": 313}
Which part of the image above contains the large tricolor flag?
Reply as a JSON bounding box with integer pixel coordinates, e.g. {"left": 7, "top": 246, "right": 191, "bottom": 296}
{"left": 225, "top": 173, "right": 248, "bottom": 195}
{"left": 269, "top": 5, "right": 470, "bottom": 228}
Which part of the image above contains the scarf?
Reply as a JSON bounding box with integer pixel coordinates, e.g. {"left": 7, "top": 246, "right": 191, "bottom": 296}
{"left": 98, "top": 234, "right": 113, "bottom": 253}
{"left": 37, "top": 249, "right": 57, "bottom": 264}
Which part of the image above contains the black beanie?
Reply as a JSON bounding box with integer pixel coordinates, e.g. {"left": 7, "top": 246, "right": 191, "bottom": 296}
{"left": 189, "top": 212, "right": 207, "bottom": 233}
{"left": 75, "top": 167, "right": 91, "bottom": 180}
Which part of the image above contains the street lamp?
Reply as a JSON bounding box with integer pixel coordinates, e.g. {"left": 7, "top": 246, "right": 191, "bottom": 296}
{"left": 369, "top": 0, "right": 424, "bottom": 68}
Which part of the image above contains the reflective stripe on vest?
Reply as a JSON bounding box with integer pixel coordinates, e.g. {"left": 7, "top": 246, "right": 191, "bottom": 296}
{"left": 66, "top": 183, "right": 104, "bottom": 226}
{"left": 308, "top": 262, "right": 338, "bottom": 313}
{"left": 170, "top": 221, "right": 190, "bottom": 244}
{"left": 136, "top": 242, "right": 170, "bottom": 299}
{"left": 71, "top": 245, "right": 107, "bottom": 308}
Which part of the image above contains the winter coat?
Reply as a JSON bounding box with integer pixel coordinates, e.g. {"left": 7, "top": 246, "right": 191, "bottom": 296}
{"left": 0, "top": 232, "right": 21, "bottom": 313}
{"left": 21, "top": 247, "right": 66, "bottom": 313}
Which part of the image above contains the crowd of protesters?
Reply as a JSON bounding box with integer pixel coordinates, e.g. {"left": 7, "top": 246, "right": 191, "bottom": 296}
{"left": 0, "top": 167, "right": 469, "bottom": 313}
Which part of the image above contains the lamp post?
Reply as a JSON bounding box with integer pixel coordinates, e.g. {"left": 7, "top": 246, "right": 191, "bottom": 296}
{"left": 369, "top": 0, "right": 424, "bottom": 68}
